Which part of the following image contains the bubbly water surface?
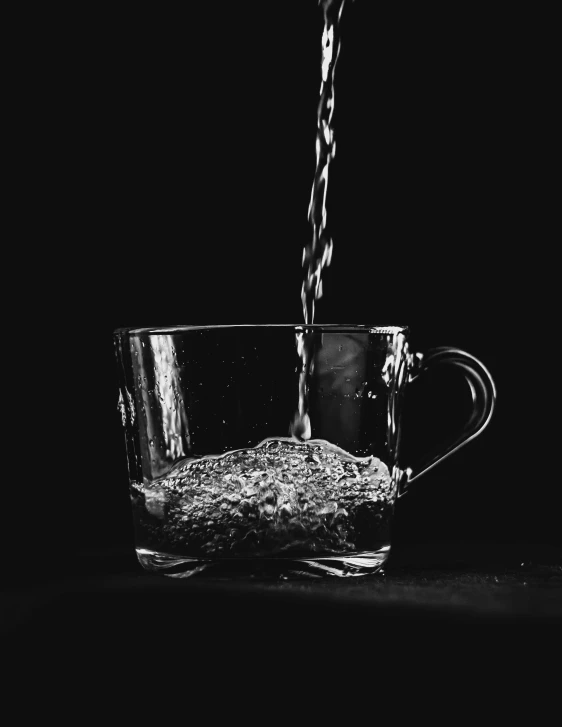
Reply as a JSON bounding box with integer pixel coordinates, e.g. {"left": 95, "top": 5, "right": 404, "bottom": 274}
{"left": 132, "top": 438, "right": 394, "bottom": 558}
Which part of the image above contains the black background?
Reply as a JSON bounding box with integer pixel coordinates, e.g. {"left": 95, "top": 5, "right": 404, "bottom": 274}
{"left": 32, "top": 2, "right": 557, "bottom": 568}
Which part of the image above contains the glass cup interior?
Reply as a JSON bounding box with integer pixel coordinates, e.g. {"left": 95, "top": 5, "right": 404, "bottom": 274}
{"left": 115, "top": 324, "right": 411, "bottom": 578}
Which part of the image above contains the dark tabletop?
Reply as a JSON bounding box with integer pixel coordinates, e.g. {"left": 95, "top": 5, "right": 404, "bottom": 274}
{"left": 4, "top": 542, "right": 561, "bottom": 703}
{"left": 5, "top": 543, "right": 561, "bottom": 629}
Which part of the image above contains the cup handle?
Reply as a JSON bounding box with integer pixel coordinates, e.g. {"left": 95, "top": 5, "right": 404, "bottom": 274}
{"left": 399, "top": 347, "right": 496, "bottom": 496}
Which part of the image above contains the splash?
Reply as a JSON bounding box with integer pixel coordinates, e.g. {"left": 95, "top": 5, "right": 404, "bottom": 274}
{"left": 131, "top": 437, "right": 394, "bottom": 558}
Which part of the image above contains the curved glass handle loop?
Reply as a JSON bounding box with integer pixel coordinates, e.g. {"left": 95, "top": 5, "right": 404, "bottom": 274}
{"left": 401, "top": 347, "right": 496, "bottom": 494}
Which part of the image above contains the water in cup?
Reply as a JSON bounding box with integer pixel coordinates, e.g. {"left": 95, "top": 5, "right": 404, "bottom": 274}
{"left": 133, "top": 437, "right": 394, "bottom": 565}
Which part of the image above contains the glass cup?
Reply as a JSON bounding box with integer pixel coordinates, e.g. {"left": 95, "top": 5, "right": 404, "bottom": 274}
{"left": 114, "top": 325, "right": 495, "bottom": 578}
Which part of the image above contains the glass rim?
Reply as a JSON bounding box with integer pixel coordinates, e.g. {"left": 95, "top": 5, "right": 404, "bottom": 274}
{"left": 113, "top": 324, "right": 409, "bottom": 337}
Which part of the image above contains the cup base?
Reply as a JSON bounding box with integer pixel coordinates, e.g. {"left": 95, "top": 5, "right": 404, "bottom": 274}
{"left": 136, "top": 545, "right": 390, "bottom": 579}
